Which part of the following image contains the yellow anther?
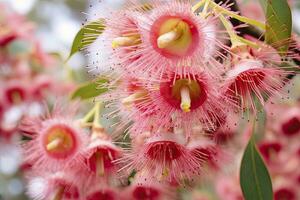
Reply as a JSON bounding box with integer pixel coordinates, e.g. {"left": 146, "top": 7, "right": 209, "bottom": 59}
{"left": 46, "top": 138, "right": 63, "bottom": 151}
{"left": 112, "top": 36, "right": 140, "bottom": 48}
{"left": 180, "top": 86, "right": 191, "bottom": 113}
{"left": 157, "top": 28, "right": 183, "bottom": 49}
{"left": 122, "top": 91, "right": 147, "bottom": 108}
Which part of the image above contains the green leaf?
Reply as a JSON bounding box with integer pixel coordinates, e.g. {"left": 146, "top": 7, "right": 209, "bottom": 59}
{"left": 71, "top": 79, "right": 108, "bottom": 100}
{"left": 68, "top": 19, "right": 105, "bottom": 59}
{"left": 240, "top": 134, "right": 273, "bottom": 200}
{"left": 265, "top": 0, "right": 292, "bottom": 55}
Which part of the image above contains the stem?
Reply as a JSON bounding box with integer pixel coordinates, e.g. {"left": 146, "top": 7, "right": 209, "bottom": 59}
{"left": 81, "top": 106, "right": 96, "bottom": 124}
{"left": 93, "top": 102, "right": 103, "bottom": 130}
{"left": 192, "top": 0, "right": 206, "bottom": 12}
{"left": 202, "top": 0, "right": 210, "bottom": 16}
{"left": 219, "top": 14, "right": 244, "bottom": 48}
{"left": 209, "top": 0, "right": 265, "bottom": 30}
{"left": 192, "top": 0, "right": 265, "bottom": 30}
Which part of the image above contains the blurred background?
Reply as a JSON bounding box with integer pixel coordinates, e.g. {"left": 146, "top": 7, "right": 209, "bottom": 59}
{"left": 0, "top": 0, "right": 299, "bottom": 200}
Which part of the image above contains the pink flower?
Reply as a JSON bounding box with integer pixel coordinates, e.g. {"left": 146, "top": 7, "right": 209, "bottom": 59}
{"left": 3, "top": 80, "right": 29, "bottom": 105}
{"left": 98, "top": 75, "right": 155, "bottom": 137}
{"left": 187, "top": 133, "right": 230, "bottom": 173}
{"left": 85, "top": 187, "right": 118, "bottom": 200}
{"left": 141, "top": 68, "right": 229, "bottom": 136}
{"left": 223, "top": 45, "right": 288, "bottom": 110}
{"left": 259, "top": 141, "right": 283, "bottom": 162}
{"left": 209, "top": 114, "right": 239, "bottom": 145}
{"left": 123, "top": 174, "right": 174, "bottom": 200}
{"left": 118, "top": 132, "right": 199, "bottom": 183}
{"left": 126, "top": 0, "right": 221, "bottom": 78}
{"left": 88, "top": 2, "right": 143, "bottom": 74}
{"left": 27, "top": 172, "right": 81, "bottom": 200}
{"left": 276, "top": 107, "right": 300, "bottom": 137}
{"left": 20, "top": 103, "right": 88, "bottom": 172}
{"left": 81, "top": 129, "right": 123, "bottom": 179}
{"left": 274, "top": 187, "right": 297, "bottom": 200}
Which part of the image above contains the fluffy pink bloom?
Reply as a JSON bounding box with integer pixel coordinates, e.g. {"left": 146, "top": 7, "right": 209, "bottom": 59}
{"left": 87, "top": 2, "right": 144, "bottom": 74}
{"left": 101, "top": 68, "right": 231, "bottom": 137}
{"left": 97, "top": 74, "right": 156, "bottom": 138}
{"left": 223, "top": 44, "right": 288, "bottom": 110}
{"left": 257, "top": 140, "right": 288, "bottom": 175}
{"left": 83, "top": 178, "right": 119, "bottom": 200}
{"left": 27, "top": 172, "right": 81, "bottom": 200}
{"left": 142, "top": 68, "right": 230, "bottom": 136}
{"left": 187, "top": 132, "right": 230, "bottom": 173}
{"left": 85, "top": 187, "right": 118, "bottom": 200}
{"left": 209, "top": 114, "right": 239, "bottom": 145}
{"left": 275, "top": 107, "right": 300, "bottom": 137}
{"left": 123, "top": 174, "right": 174, "bottom": 200}
{"left": 126, "top": 0, "right": 222, "bottom": 78}
{"left": 20, "top": 103, "right": 88, "bottom": 172}
{"left": 89, "top": 0, "right": 225, "bottom": 79}
{"left": 80, "top": 129, "right": 123, "bottom": 179}
{"left": 118, "top": 132, "right": 200, "bottom": 183}
{"left": 2, "top": 80, "right": 29, "bottom": 105}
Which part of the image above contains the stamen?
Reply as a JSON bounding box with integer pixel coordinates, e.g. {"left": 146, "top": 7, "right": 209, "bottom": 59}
{"left": 112, "top": 36, "right": 140, "bottom": 48}
{"left": 180, "top": 86, "right": 191, "bottom": 113}
{"left": 122, "top": 91, "right": 147, "bottom": 107}
{"left": 96, "top": 152, "right": 105, "bottom": 176}
{"left": 157, "top": 27, "right": 183, "bottom": 49}
{"left": 47, "top": 138, "right": 63, "bottom": 151}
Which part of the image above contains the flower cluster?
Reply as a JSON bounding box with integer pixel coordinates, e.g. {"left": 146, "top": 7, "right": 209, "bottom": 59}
{"left": 93, "top": 0, "right": 289, "bottom": 182}
{"left": 0, "top": 4, "right": 74, "bottom": 142}
{"left": 19, "top": 0, "right": 299, "bottom": 200}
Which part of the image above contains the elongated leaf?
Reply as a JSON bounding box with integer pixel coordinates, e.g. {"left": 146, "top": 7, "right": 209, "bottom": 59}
{"left": 265, "top": 0, "right": 292, "bottom": 55}
{"left": 240, "top": 135, "right": 273, "bottom": 200}
{"left": 68, "top": 19, "right": 105, "bottom": 59}
{"left": 71, "top": 79, "right": 108, "bottom": 100}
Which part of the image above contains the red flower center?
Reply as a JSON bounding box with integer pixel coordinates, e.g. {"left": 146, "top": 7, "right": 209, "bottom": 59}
{"left": 229, "top": 69, "right": 266, "bottom": 95}
{"left": 150, "top": 16, "right": 199, "bottom": 58}
{"left": 54, "top": 181, "right": 80, "bottom": 200}
{"left": 86, "top": 147, "right": 119, "bottom": 175}
{"left": 132, "top": 186, "right": 160, "bottom": 200}
{"left": 146, "top": 141, "right": 183, "bottom": 161}
{"left": 86, "top": 190, "right": 116, "bottom": 200}
{"left": 160, "top": 76, "right": 207, "bottom": 112}
{"left": 5, "top": 86, "right": 26, "bottom": 104}
{"left": 258, "top": 142, "right": 282, "bottom": 162}
{"left": 281, "top": 117, "right": 300, "bottom": 136}
{"left": 43, "top": 124, "right": 77, "bottom": 159}
{"left": 274, "top": 188, "right": 296, "bottom": 200}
